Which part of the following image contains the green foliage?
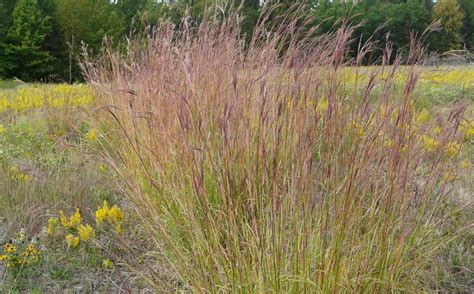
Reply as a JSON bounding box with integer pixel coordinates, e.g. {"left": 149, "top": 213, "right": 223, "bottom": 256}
{"left": 0, "top": 0, "right": 53, "bottom": 80}
{"left": 54, "top": 0, "right": 124, "bottom": 54}
{"left": 431, "top": 0, "right": 465, "bottom": 51}
{"left": 313, "top": 0, "right": 431, "bottom": 61}
{"left": 115, "top": 0, "right": 148, "bottom": 33}
{"left": 1, "top": 0, "right": 474, "bottom": 81}
{"left": 459, "top": 0, "right": 474, "bottom": 50}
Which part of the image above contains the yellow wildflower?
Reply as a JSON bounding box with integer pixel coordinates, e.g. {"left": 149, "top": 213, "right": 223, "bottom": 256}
{"left": 442, "top": 171, "right": 457, "bottom": 183}
{"left": 85, "top": 128, "right": 98, "bottom": 141}
{"left": 432, "top": 126, "right": 441, "bottom": 135}
{"left": 15, "top": 229, "right": 25, "bottom": 242}
{"left": 384, "top": 139, "right": 394, "bottom": 148}
{"left": 390, "top": 109, "right": 399, "bottom": 124}
{"left": 78, "top": 224, "right": 95, "bottom": 241}
{"left": 102, "top": 258, "right": 114, "bottom": 269}
{"left": 115, "top": 224, "right": 122, "bottom": 234}
{"left": 108, "top": 205, "right": 124, "bottom": 224}
{"left": 60, "top": 209, "right": 82, "bottom": 228}
{"left": 444, "top": 142, "right": 460, "bottom": 158}
{"left": 0, "top": 255, "right": 8, "bottom": 261}
{"left": 460, "top": 120, "right": 474, "bottom": 140}
{"left": 0, "top": 125, "right": 5, "bottom": 134}
{"left": 421, "top": 135, "right": 439, "bottom": 152}
{"left": 22, "top": 244, "right": 39, "bottom": 257}
{"left": 400, "top": 145, "right": 408, "bottom": 153}
{"left": 460, "top": 160, "right": 471, "bottom": 169}
{"left": 3, "top": 243, "right": 16, "bottom": 254}
{"left": 60, "top": 211, "right": 68, "bottom": 227}
{"left": 98, "top": 163, "right": 108, "bottom": 174}
{"left": 285, "top": 96, "right": 293, "bottom": 110}
{"left": 48, "top": 217, "right": 59, "bottom": 236}
{"left": 316, "top": 98, "right": 329, "bottom": 114}
{"left": 65, "top": 234, "right": 80, "bottom": 248}
{"left": 96, "top": 200, "right": 110, "bottom": 224}
{"left": 466, "top": 128, "right": 474, "bottom": 140}
{"left": 351, "top": 122, "right": 364, "bottom": 138}
{"left": 15, "top": 173, "right": 32, "bottom": 182}
{"left": 69, "top": 209, "right": 82, "bottom": 227}
{"left": 415, "top": 109, "right": 430, "bottom": 125}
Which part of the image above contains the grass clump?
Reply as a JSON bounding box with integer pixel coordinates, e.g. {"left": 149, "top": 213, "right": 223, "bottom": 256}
{"left": 85, "top": 11, "right": 471, "bottom": 292}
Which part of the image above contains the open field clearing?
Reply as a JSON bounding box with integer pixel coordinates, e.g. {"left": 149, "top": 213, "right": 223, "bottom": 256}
{"left": 1, "top": 31, "right": 473, "bottom": 292}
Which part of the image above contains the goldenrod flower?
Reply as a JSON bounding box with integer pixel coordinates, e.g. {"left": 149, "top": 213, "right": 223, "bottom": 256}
{"left": 415, "top": 109, "right": 430, "bottom": 124}
{"left": 78, "top": 224, "right": 95, "bottom": 241}
{"left": 98, "top": 163, "right": 108, "bottom": 174}
{"left": 285, "top": 96, "right": 293, "bottom": 110}
{"left": 108, "top": 205, "right": 124, "bottom": 224}
{"left": 48, "top": 217, "right": 60, "bottom": 236}
{"left": 69, "top": 209, "right": 82, "bottom": 227}
{"left": 466, "top": 128, "right": 474, "bottom": 140}
{"left": 442, "top": 171, "right": 457, "bottom": 183}
{"left": 421, "top": 135, "right": 438, "bottom": 152}
{"left": 60, "top": 209, "right": 82, "bottom": 228}
{"left": 384, "top": 138, "right": 394, "bottom": 148}
{"left": 460, "top": 160, "right": 471, "bottom": 169}
{"left": 96, "top": 200, "right": 110, "bottom": 224}
{"left": 400, "top": 145, "right": 408, "bottom": 153}
{"left": 460, "top": 120, "right": 474, "bottom": 140}
{"left": 60, "top": 211, "right": 68, "bottom": 227}
{"left": 444, "top": 142, "right": 460, "bottom": 158}
{"left": 85, "top": 128, "right": 98, "bottom": 141}
{"left": 351, "top": 122, "right": 364, "bottom": 138}
{"left": 102, "top": 258, "right": 114, "bottom": 269}
{"left": 65, "top": 234, "right": 80, "bottom": 248}
{"left": 316, "top": 98, "right": 328, "bottom": 114}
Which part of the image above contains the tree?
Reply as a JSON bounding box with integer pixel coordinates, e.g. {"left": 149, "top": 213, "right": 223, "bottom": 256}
{"left": 0, "top": 1, "right": 7, "bottom": 39}
{"left": 54, "top": 0, "right": 124, "bottom": 52}
{"left": 115, "top": 0, "right": 148, "bottom": 33}
{"left": 312, "top": 0, "right": 431, "bottom": 62}
{"left": 54, "top": 0, "right": 124, "bottom": 81}
{"left": 0, "top": 0, "right": 53, "bottom": 80}
{"left": 240, "top": 0, "right": 260, "bottom": 40}
{"left": 458, "top": 0, "right": 474, "bottom": 51}
{"left": 431, "top": 0, "right": 465, "bottom": 52}
{"left": 38, "top": 0, "right": 68, "bottom": 81}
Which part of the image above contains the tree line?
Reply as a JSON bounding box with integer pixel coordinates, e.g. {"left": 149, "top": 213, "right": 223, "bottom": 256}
{"left": 0, "top": 0, "right": 472, "bottom": 82}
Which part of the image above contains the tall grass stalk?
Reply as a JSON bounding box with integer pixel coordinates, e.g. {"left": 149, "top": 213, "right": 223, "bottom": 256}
{"left": 84, "top": 10, "right": 466, "bottom": 292}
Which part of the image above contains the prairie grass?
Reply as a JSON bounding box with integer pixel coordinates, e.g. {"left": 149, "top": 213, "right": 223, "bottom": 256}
{"left": 84, "top": 11, "right": 471, "bottom": 292}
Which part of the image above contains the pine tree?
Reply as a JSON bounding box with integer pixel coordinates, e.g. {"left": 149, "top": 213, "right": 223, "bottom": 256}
{"left": 0, "top": 0, "right": 53, "bottom": 80}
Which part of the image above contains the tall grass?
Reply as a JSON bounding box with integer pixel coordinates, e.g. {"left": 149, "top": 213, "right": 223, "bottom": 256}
{"left": 84, "top": 10, "right": 466, "bottom": 292}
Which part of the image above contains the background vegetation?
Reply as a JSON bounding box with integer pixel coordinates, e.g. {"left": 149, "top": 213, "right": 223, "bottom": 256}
{"left": 0, "top": 0, "right": 473, "bottom": 82}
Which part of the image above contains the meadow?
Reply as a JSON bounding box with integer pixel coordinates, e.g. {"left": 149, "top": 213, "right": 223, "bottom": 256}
{"left": 0, "top": 21, "right": 473, "bottom": 292}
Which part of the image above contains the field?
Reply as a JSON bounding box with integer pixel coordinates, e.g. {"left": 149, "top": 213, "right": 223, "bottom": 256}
{"left": 0, "top": 65, "right": 471, "bottom": 291}
{"left": 1, "top": 21, "right": 474, "bottom": 291}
